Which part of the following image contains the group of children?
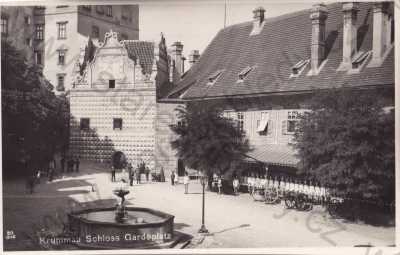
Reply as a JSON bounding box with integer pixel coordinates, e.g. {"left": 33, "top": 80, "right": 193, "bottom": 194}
{"left": 212, "top": 173, "right": 240, "bottom": 195}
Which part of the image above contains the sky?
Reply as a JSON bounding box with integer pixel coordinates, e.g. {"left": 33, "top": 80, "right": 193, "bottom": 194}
{"left": 139, "top": 0, "right": 312, "bottom": 65}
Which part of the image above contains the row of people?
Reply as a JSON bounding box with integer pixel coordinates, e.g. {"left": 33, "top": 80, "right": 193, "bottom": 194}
{"left": 112, "top": 162, "right": 152, "bottom": 185}
{"left": 246, "top": 175, "right": 329, "bottom": 198}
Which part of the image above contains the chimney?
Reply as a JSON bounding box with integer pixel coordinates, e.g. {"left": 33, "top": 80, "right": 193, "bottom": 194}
{"left": 309, "top": 3, "right": 328, "bottom": 74}
{"left": 171, "top": 42, "right": 183, "bottom": 77}
{"left": 181, "top": 56, "right": 186, "bottom": 74}
{"left": 250, "top": 7, "right": 265, "bottom": 35}
{"left": 341, "top": 2, "right": 359, "bottom": 68}
{"left": 188, "top": 50, "right": 200, "bottom": 67}
{"left": 372, "top": 2, "right": 391, "bottom": 62}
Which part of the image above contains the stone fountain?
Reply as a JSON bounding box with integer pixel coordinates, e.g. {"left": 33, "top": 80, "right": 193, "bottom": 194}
{"left": 68, "top": 185, "right": 177, "bottom": 249}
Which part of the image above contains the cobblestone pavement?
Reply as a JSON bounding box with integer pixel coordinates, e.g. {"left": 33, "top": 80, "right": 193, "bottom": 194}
{"left": 3, "top": 160, "right": 395, "bottom": 250}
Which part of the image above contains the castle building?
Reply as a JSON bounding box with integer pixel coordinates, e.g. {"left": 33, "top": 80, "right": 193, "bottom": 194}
{"left": 1, "top": 5, "right": 139, "bottom": 93}
{"left": 69, "top": 31, "right": 171, "bottom": 169}
{"left": 163, "top": 2, "right": 395, "bottom": 178}
{"left": 69, "top": 2, "right": 394, "bottom": 179}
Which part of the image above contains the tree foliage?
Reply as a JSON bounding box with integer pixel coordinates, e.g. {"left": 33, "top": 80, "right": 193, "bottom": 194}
{"left": 2, "top": 39, "right": 70, "bottom": 177}
{"left": 293, "top": 89, "right": 394, "bottom": 203}
{"left": 170, "top": 102, "right": 251, "bottom": 177}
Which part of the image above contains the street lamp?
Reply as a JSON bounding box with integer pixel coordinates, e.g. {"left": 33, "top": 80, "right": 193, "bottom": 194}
{"left": 198, "top": 172, "right": 209, "bottom": 234}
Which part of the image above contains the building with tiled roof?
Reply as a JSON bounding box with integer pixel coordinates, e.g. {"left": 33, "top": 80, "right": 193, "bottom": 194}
{"left": 68, "top": 30, "right": 171, "bottom": 169}
{"left": 162, "top": 2, "right": 394, "bottom": 178}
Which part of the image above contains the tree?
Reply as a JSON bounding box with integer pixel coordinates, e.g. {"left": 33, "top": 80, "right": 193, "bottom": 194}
{"left": 2, "top": 39, "right": 69, "bottom": 177}
{"left": 293, "top": 89, "right": 394, "bottom": 205}
{"left": 170, "top": 102, "right": 251, "bottom": 177}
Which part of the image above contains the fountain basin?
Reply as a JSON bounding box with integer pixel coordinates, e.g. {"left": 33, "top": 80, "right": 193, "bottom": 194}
{"left": 68, "top": 207, "right": 175, "bottom": 249}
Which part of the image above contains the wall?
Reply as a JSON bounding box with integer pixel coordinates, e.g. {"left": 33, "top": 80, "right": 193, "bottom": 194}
{"left": 42, "top": 6, "right": 80, "bottom": 94}
{"left": 155, "top": 101, "right": 182, "bottom": 177}
{"left": 69, "top": 31, "right": 157, "bottom": 169}
{"left": 1, "top": 6, "right": 36, "bottom": 63}
{"left": 41, "top": 5, "right": 139, "bottom": 94}
{"left": 77, "top": 5, "right": 139, "bottom": 41}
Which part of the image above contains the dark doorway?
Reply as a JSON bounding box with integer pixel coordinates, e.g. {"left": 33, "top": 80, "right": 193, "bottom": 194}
{"left": 112, "top": 151, "right": 127, "bottom": 169}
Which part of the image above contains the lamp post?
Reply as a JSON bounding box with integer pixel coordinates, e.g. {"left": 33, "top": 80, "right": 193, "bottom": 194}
{"left": 198, "top": 173, "right": 209, "bottom": 234}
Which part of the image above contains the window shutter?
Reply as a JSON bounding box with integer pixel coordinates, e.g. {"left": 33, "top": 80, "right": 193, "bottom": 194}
{"left": 267, "top": 120, "right": 273, "bottom": 135}
{"left": 281, "top": 120, "right": 287, "bottom": 135}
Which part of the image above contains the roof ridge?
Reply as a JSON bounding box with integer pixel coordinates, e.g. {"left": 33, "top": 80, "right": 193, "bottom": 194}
{"left": 222, "top": 2, "right": 341, "bottom": 31}
{"left": 122, "top": 40, "right": 155, "bottom": 44}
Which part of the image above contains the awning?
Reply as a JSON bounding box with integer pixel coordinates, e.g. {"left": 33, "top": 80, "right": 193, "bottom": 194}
{"left": 245, "top": 144, "right": 300, "bottom": 167}
{"left": 256, "top": 114, "right": 269, "bottom": 132}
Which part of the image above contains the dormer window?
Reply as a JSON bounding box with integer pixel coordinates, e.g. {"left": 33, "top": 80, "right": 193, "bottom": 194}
{"left": 352, "top": 51, "right": 371, "bottom": 69}
{"left": 237, "top": 66, "right": 253, "bottom": 82}
{"left": 291, "top": 59, "right": 309, "bottom": 77}
{"left": 207, "top": 70, "right": 223, "bottom": 86}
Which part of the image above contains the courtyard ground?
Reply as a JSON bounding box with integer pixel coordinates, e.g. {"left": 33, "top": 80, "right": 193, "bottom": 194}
{"left": 3, "top": 160, "right": 395, "bottom": 250}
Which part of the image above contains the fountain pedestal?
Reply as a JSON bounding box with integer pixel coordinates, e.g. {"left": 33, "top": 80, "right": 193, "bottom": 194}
{"left": 67, "top": 187, "right": 178, "bottom": 249}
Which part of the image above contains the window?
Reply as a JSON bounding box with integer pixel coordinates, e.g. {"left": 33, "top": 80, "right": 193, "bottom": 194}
{"left": 1, "top": 17, "right": 8, "bottom": 35}
{"left": 80, "top": 118, "right": 90, "bottom": 130}
{"left": 282, "top": 111, "right": 299, "bottom": 135}
{"left": 35, "top": 51, "right": 42, "bottom": 65}
{"left": 105, "top": 6, "right": 112, "bottom": 17}
{"left": 96, "top": 6, "right": 104, "bottom": 14}
{"left": 35, "top": 24, "right": 44, "bottom": 40}
{"left": 291, "top": 59, "right": 309, "bottom": 76}
{"left": 24, "top": 16, "right": 31, "bottom": 25}
{"left": 207, "top": 70, "right": 223, "bottom": 86}
{"left": 58, "top": 50, "right": 66, "bottom": 65}
{"left": 257, "top": 112, "right": 270, "bottom": 136}
{"left": 352, "top": 51, "right": 371, "bottom": 69}
{"left": 82, "top": 5, "right": 91, "bottom": 11}
{"left": 57, "top": 22, "right": 67, "bottom": 39}
{"left": 56, "top": 5, "right": 69, "bottom": 8}
{"left": 113, "top": 118, "right": 123, "bottom": 130}
{"left": 237, "top": 66, "right": 253, "bottom": 82}
{"left": 109, "top": 79, "right": 115, "bottom": 88}
{"left": 56, "top": 74, "right": 66, "bottom": 91}
{"left": 92, "top": 25, "right": 99, "bottom": 38}
{"left": 121, "top": 11, "right": 128, "bottom": 20}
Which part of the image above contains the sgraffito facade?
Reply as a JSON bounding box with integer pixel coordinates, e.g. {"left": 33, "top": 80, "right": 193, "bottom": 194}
{"left": 69, "top": 31, "right": 171, "bottom": 170}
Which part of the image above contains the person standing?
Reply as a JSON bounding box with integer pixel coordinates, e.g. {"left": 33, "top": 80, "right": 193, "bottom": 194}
{"left": 48, "top": 157, "right": 56, "bottom": 182}
{"left": 136, "top": 168, "right": 140, "bottom": 184}
{"left": 183, "top": 172, "right": 190, "bottom": 194}
{"left": 26, "top": 174, "right": 36, "bottom": 194}
{"left": 170, "top": 171, "right": 175, "bottom": 186}
{"left": 174, "top": 170, "right": 178, "bottom": 184}
{"left": 111, "top": 166, "right": 116, "bottom": 182}
{"left": 233, "top": 176, "right": 240, "bottom": 195}
{"left": 247, "top": 173, "right": 254, "bottom": 195}
{"left": 36, "top": 170, "right": 41, "bottom": 184}
{"left": 67, "top": 157, "right": 73, "bottom": 173}
{"left": 128, "top": 163, "right": 134, "bottom": 186}
{"left": 212, "top": 173, "right": 218, "bottom": 192}
{"left": 60, "top": 157, "right": 65, "bottom": 173}
{"left": 217, "top": 175, "right": 222, "bottom": 195}
{"left": 75, "top": 157, "right": 80, "bottom": 172}
{"left": 145, "top": 167, "right": 150, "bottom": 183}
